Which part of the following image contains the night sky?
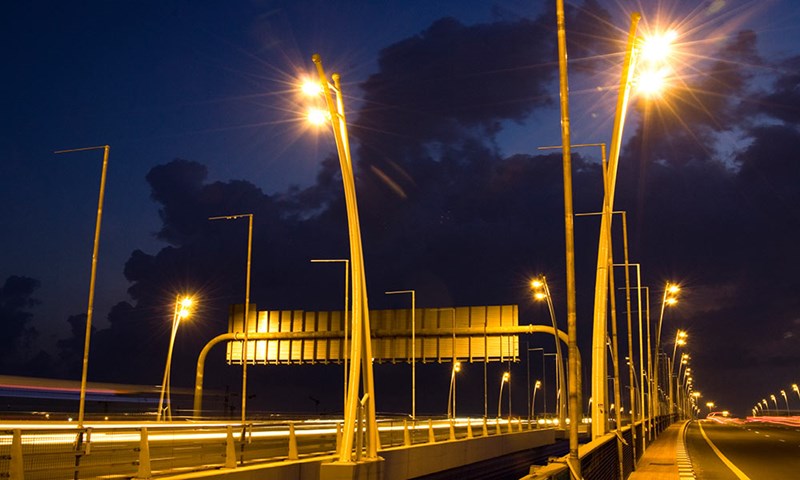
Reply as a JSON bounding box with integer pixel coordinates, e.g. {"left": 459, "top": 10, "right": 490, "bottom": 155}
{"left": 2, "top": 0, "right": 800, "bottom": 418}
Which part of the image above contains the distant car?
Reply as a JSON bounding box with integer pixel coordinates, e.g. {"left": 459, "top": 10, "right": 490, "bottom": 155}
{"left": 706, "top": 411, "right": 731, "bottom": 419}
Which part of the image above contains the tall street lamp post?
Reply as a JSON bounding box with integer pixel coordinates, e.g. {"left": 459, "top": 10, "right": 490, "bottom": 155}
{"left": 653, "top": 283, "right": 679, "bottom": 418}
{"left": 311, "top": 259, "right": 350, "bottom": 408}
{"left": 531, "top": 276, "right": 566, "bottom": 427}
{"left": 304, "top": 54, "right": 378, "bottom": 460}
{"left": 447, "top": 361, "right": 461, "bottom": 419}
{"left": 158, "top": 296, "right": 194, "bottom": 421}
{"left": 553, "top": 0, "right": 581, "bottom": 472}
{"left": 793, "top": 384, "right": 800, "bottom": 401}
{"left": 531, "top": 380, "right": 542, "bottom": 422}
{"left": 209, "top": 213, "right": 253, "bottom": 424}
{"left": 780, "top": 390, "right": 790, "bottom": 415}
{"left": 498, "top": 372, "right": 510, "bottom": 419}
{"left": 54, "top": 145, "right": 110, "bottom": 429}
{"left": 589, "top": 12, "right": 641, "bottom": 439}
{"left": 668, "top": 330, "right": 687, "bottom": 415}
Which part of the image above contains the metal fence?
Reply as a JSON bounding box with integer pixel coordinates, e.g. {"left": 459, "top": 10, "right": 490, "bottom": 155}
{"left": 1, "top": 416, "right": 546, "bottom": 479}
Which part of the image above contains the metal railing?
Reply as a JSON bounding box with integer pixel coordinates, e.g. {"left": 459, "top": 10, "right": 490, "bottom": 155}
{"left": 1, "top": 416, "right": 550, "bottom": 479}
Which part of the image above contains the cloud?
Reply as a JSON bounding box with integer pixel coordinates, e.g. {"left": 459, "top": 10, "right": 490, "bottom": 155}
{"left": 0, "top": 275, "right": 41, "bottom": 361}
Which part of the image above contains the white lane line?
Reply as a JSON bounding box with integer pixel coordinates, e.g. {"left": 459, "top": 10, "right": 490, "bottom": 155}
{"left": 698, "top": 422, "right": 752, "bottom": 480}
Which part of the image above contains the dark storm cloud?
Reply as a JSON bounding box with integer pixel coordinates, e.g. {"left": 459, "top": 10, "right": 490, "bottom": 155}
{"left": 0, "top": 276, "right": 41, "bottom": 360}
{"left": 748, "top": 55, "right": 800, "bottom": 124}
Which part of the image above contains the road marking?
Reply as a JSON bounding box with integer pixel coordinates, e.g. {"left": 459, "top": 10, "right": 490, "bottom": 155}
{"left": 677, "top": 421, "right": 696, "bottom": 479}
{"left": 698, "top": 422, "right": 752, "bottom": 480}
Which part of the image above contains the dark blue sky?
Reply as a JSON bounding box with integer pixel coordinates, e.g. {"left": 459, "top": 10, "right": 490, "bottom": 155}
{"left": 3, "top": 0, "right": 800, "bottom": 416}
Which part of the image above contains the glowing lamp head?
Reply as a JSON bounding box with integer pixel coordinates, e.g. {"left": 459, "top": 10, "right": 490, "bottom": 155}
{"left": 640, "top": 30, "right": 678, "bottom": 64}
{"left": 535, "top": 380, "right": 541, "bottom": 389}
{"left": 177, "top": 296, "right": 194, "bottom": 319}
{"left": 307, "top": 108, "right": 328, "bottom": 125}
{"left": 531, "top": 279, "right": 543, "bottom": 289}
{"left": 502, "top": 372, "right": 510, "bottom": 382}
{"left": 454, "top": 361, "right": 461, "bottom": 373}
{"left": 533, "top": 292, "right": 546, "bottom": 301}
{"left": 301, "top": 80, "right": 323, "bottom": 97}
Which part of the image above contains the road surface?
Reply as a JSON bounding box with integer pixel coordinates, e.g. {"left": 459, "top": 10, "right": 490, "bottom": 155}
{"left": 686, "top": 417, "right": 800, "bottom": 479}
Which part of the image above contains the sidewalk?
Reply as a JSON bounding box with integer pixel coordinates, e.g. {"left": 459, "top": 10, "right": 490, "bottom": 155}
{"left": 629, "top": 421, "right": 693, "bottom": 480}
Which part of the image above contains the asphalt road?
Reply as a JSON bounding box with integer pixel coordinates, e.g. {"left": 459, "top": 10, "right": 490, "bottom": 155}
{"left": 685, "top": 418, "right": 800, "bottom": 479}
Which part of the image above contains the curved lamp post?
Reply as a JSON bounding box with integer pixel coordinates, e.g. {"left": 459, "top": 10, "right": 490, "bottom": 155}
{"left": 498, "top": 372, "right": 510, "bottom": 419}
{"left": 668, "top": 329, "right": 686, "bottom": 415}
{"left": 530, "top": 380, "right": 542, "bottom": 422}
{"left": 304, "top": 55, "right": 378, "bottom": 461}
{"left": 780, "top": 390, "right": 790, "bottom": 415}
{"left": 447, "top": 361, "right": 462, "bottom": 419}
{"left": 158, "top": 296, "right": 194, "bottom": 421}
{"left": 531, "top": 276, "right": 567, "bottom": 426}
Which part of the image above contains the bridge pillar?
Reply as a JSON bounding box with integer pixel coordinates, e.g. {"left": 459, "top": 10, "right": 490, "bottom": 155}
{"left": 134, "top": 427, "right": 151, "bottom": 479}
{"left": 288, "top": 423, "right": 299, "bottom": 460}
{"left": 10, "top": 429, "right": 23, "bottom": 480}
{"left": 224, "top": 426, "right": 236, "bottom": 468}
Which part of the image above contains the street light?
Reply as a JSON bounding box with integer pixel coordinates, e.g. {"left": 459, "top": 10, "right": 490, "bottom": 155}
{"left": 54, "top": 145, "right": 110, "bottom": 428}
{"left": 653, "top": 283, "right": 679, "bottom": 418}
{"left": 588, "top": 13, "right": 678, "bottom": 438}
{"left": 158, "top": 295, "right": 194, "bottom": 421}
{"left": 303, "top": 54, "right": 378, "bottom": 461}
{"left": 310, "top": 259, "right": 350, "bottom": 408}
{"left": 385, "top": 290, "right": 416, "bottom": 419}
{"left": 706, "top": 401, "right": 715, "bottom": 414}
{"left": 793, "top": 384, "right": 800, "bottom": 401}
{"left": 531, "top": 380, "right": 542, "bottom": 422}
{"left": 780, "top": 390, "right": 790, "bottom": 415}
{"left": 770, "top": 394, "right": 779, "bottom": 413}
{"left": 530, "top": 276, "right": 566, "bottom": 426}
{"left": 498, "top": 372, "right": 510, "bottom": 419}
{"left": 448, "top": 361, "right": 462, "bottom": 419}
{"left": 668, "top": 329, "right": 687, "bottom": 415}
{"left": 209, "top": 213, "right": 253, "bottom": 424}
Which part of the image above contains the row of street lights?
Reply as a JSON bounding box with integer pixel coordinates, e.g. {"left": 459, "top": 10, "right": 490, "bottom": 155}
{"left": 752, "top": 384, "right": 800, "bottom": 416}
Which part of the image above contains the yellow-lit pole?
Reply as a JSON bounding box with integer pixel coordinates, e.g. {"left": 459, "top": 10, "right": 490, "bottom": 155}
{"left": 531, "top": 380, "right": 541, "bottom": 420}
{"left": 448, "top": 361, "right": 461, "bottom": 419}
{"left": 590, "top": 12, "right": 641, "bottom": 439}
{"left": 554, "top": 0, "right": 581, "bottom": 473}
{"left": 311, "top": 259, "right": 350, "bottom": 408}
{"left": 54, "top": 145, "right": 110, "bottom": 429}
{"left": 498, "top": 372, "right": 510, "bottom": 419}
{"left": 653, "top": 283, "right": 678, "bottom": 418}
{"left": 668, "top": 330, "right": 686, "bottom": 415}
{"left": 531, "top": 276, "right": 567, "bottom": 427}
{"left": 158, "top": 296, "right": 193, "bottom": 421}
{"left": 209, "top": 213, "right": 253, "bottom": 425}
{"left": 312, "top": 54, "right": 378, "bottom": 460}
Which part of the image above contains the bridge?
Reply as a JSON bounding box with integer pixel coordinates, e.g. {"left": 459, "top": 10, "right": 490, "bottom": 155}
{"left": 5, "top": 413, "right": 800, "bottom": 479}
